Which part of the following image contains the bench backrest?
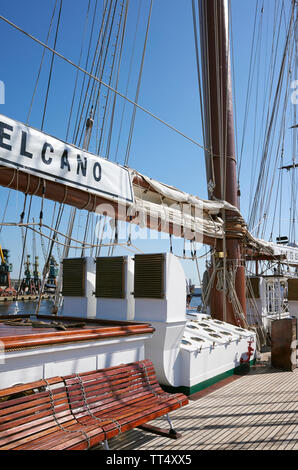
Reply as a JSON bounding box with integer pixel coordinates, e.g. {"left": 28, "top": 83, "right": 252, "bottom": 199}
{"left": 0, "top": 359, "right": 177, "bottom": 449}
{"left": 63, "top": 360, "right": 161, "bottom": 420}
{"left": 0, "top": 377, "right": 73, "bottom": 450}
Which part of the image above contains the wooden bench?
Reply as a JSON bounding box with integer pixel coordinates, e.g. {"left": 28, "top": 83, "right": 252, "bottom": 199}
{"left": 0, "top": 360, "right": 188, "bottom": 450}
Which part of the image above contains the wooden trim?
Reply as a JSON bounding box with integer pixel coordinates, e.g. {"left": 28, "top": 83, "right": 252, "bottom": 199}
{"left": 0, "top": 317, "right": 155, "bottom": 351}
{"left": 36, "top": 314, "right": 151, "bottom": 327}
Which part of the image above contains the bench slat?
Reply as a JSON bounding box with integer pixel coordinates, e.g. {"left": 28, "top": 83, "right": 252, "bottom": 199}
{"left": 69, "top": 386, "right": 166, "bottom": 418}
{"left": 0, "top": 396, "right": 70, "bottom": 425}
{"left": 0, "top": 389, "right": 68, "bottom": 417}
{"left": 0, "top": 377, "right": 62, "bottom": 399}
{"left": 14, "top": 420, "right": 104, "bottom": 451}
{"left": 64, "top": 376, "right": 159, "bottom": 406}
{"left": 0, "top": 414, "right": 76, "bottom": 449}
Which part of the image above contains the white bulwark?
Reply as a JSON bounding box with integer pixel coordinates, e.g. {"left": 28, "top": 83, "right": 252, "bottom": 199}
{"left": 0, "top": 113, "right": 134, "bottom": 204}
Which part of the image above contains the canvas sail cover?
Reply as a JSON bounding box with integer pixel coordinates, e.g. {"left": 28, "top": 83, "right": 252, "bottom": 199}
{"left": 130, "top": 170, "right": 298, "bottom": 265}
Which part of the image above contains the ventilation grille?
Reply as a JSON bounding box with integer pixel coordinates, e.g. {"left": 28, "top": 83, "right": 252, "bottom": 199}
{"left": 62, "top": 258, "right": 85, "bottom": 297}
{"left": 95, "top": 257, "right": 125, "bottom": 298}
{"left": 247, "top": 277, "right": 260, "bottom": 299}
{"left": 288, "top": 279, "right": 298, "bottom": 301}
{"left": 134, "top": 254, "right": 165, "bottom": 299}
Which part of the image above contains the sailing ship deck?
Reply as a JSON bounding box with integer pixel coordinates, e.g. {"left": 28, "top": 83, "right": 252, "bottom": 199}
{"left": 98, "top": 355, "right": 298, "bottom": 451}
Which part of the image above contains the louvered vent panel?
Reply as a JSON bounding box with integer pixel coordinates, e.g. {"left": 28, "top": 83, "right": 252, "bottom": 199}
{"left": 247, "top": 277, "right": 260, "bottom": 299}
{"left": 96, "top": 257, "right": 125, "bottom": 298}
{"left": 62, "top": 258, "right": 85, "bottom": 297}
{"left": 134, "top": 254, "right": 165, "bottom": 299}
{"left": 288, "top": 279, "right": 298, "bottom": 301}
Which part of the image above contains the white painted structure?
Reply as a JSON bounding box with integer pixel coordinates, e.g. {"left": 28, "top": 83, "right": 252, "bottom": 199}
{"left": 134, "top": 253, "right": 256, "bottom": 392}
{"left": 180, "top": 313, "right": 256, "bottom": 391}
{"left": 63, "top": 257, "right": 96, "bottom": 319}
{"left": 0, "top": 333, "right": 151, "bottom": 389}
{"left": 134, "top": 253, "right": 187, "bottom": 387}
{"left": 63, "top": 256, "right": 135, "bottom": 322}
{"left": 246, "top": 276, "right": 298, "bottom": 333}
{"left": 96, "top": 256, "right": 135, "bottom": 321}
{"left": 0, "top": 255, "right": 150, "bottom": 389}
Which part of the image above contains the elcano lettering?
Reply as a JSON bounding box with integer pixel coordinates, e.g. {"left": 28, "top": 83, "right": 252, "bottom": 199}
{"left": 77, "top": 154, "right": 87, "bottom": 176}
{"left": 41, "top": 142, "right": 54, "bottom": 165}
{"left": 20, "top": 131, "right": 33, "bottom": 159}
{"left": 0, "top": 121, "right": 12, "bottom": 151}
{"left": 60, "top": 149, "right": 71, "bottom": 171}
{"left": 0, "top": 120, "right": 102, "bottom": 184}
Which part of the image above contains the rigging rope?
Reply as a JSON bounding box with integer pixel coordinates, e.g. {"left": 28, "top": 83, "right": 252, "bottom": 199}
{"left": 26, "top": 0, "right": 58, "bottom": 125}
{"left": 95, "top": 0, "right": 121, "bottom": 154}
{"left": 238, "top": 0, "right": 261, "bottom": 180}
{"left": 71, "top": 0, "right": 102, "bottom": 145}
{"left": 114, "top": 0, "right": 141, "bottom": 163}
{"left": 40, "top": 0, "right": 63, "bottom": 131}
{"left": 124, "top": 0, "right": 153, "bottom": 166}
{"left": 65, "top": 0, "right": 92, "bottom": 141}
{"left": 16, "top": 196, "right": 33, "bottom": 298}
{"left": 0, "top": 12, "right": 225, "bottom": 156}
{"left": 249, "top": 1, "right": 296, "bottom": 235}
{"left": 105, "top": 0, "right": 130, "bottom": 159}
{"left": 34, "top": 203, "right": 65, "bottom": 315}
{"left": 0, "top": 190, "right": 11, "bottom": 236}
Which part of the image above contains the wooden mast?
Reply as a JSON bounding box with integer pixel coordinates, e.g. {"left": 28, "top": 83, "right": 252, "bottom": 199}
{"left": 198, "top": 0, "right": 247, "bottom": 325}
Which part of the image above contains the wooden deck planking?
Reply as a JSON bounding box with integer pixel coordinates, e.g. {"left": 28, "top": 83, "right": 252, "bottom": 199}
{"left": 254, "top": 394, "right": 297, "bottom": 450}
{"left": 235, "top": 369, "right": 297, "bottom": 451}
{"left": 179, "top": 370, "right": 286, "bottom": 450}
{"left": 217, "top": 370, "right": 297, "bottom": 450}
{"left": 99, "top": 360, "right": 297, "bottom": 451}
{"left": 265, "top": 396, "right": 298, "bottom": 451}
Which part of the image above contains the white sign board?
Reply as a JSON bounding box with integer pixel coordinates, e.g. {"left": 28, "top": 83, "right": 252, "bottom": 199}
{"left": 0, "top": 114, "right": 134, "bottom": 204}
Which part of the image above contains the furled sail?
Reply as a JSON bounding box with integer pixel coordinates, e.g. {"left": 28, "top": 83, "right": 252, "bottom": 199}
{"left": 1, "top": 112, "right": 297, "bottom": 265}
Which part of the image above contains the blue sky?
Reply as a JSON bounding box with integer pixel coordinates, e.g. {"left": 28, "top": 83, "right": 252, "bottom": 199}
{"left": 0, "top": 0, "right": 296, "bottom": 282}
